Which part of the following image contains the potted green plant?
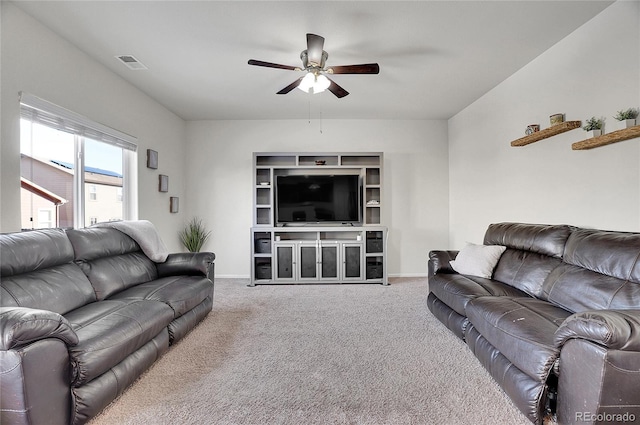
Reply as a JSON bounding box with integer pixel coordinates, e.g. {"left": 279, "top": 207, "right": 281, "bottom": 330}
{"left": 583, "top": 116, "right": 604, "bottom": 137}
{"left": 613, "top": 107, "right": 639, "bottom": 129}
{"left": 179, "top": 217, "right": 211, "bottom": 252}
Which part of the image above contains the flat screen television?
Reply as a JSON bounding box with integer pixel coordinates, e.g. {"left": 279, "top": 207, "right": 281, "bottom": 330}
{"left": 275, "top": 174, "right": 361, "bottom": 225}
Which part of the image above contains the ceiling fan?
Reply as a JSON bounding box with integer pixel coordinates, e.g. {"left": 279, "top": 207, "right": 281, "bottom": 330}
{"left": 248, "top": 33, "right": 379, "bottom": 98}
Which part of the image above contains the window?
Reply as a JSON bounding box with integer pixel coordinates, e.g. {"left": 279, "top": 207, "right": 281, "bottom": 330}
{"left": 89, "top": 185, "right": 98, "bottom": 201}
{"left": 37, "top": 209, "right": 54, "bottom": 228}
{"left": 20, "top": 93, "right": 138, "bottom": 229}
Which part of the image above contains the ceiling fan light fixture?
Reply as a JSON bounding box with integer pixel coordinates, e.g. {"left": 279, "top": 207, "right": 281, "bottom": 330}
{"left": 314, "top": 74, "right": 330, "bottom": 93}
{"left": 297, "top": 72, "right": 330, "bottom": 94}
{"left": 297, "top": 72, "right": 315, "bottom": 93}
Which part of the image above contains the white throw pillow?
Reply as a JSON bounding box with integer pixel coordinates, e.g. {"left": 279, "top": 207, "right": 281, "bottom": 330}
{"left": 449, "top": 243, "right": 507, "bottom": 279}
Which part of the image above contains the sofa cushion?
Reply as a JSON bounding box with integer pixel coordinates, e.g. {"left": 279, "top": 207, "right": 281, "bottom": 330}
{"left": 67, "top": 228, "right": 159, "bottom": 300}
{"left": 1, "top": 228, "right": 74, "bottom": 276}
{"left": 429, "top": 273, "right": 528, "bottom": 317}
{"left": 66, "top": 227, "right": 139, "bottom": 262}
{"left": 492, "top": 250, "right": 564, "bottom": 299}
{"left": 483, "top": 223, "right": 572, "bottom": 299}
{"left": 465, "top": 296, "right": 572, "bottom": 382}
{"left": 64, "top": 299, "right": 174, "bottom": 387}
{"left": 75, "top": 253, "right": 158, "bottom": 300}
{"left": 1, "top": 264, "right": 97, "bottom": 314}
{"left": 563, "top": 228, "right": 640, "bottom": 282}
{"left": 543, "top": 228, "right": 640, "bottom": 312}
{"left": 1, "top": 229, "right": 96, "bottom": 314}
{"left": 108, "top": 276, "right": 213, "bottom": 318}
{"left": 484, "top": 222, "right": 572, "bottom": 259}
{"left": 449, "top": 243, "right": 506, "bottom": 279}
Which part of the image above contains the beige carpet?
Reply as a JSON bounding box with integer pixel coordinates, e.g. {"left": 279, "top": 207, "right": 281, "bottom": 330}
{"left": 89, "top": 278, "right": 530, "bottom": 425}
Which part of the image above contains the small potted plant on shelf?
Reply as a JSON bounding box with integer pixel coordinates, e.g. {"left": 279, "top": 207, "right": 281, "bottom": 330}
{"left": 583, "top": 116, "right": 604, "bottom": 137}
{"left": 613, "top": 107, "right": 639, "bottom": 129}
{"left": 179, "top": 217, "right": 211, "bottom": 252}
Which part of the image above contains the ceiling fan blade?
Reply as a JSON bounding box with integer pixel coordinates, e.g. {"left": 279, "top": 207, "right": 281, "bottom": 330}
{"left": 306, "top": 34, "right": 325, "bottom": 66}
{"left": 326, "top": 77, "right": 349, "bottom": 98}
{"left": 327, "top": 63, "right": 380, "bottom": 75}
{"left": 277, "top": 78, "right": 303, "bottom": 95}
{"left": 248, "top": 59, "right": 299, "bottom": 71}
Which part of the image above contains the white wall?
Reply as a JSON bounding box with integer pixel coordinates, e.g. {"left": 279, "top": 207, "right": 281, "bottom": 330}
{"left": 448, "top": 0, "right": 640, "bottom": 247}
{"left": 6, "top": 0, "right": 634, "bottom": 276}
{"left": 185, "top": 119, "right": 449, "bottom": 277}
{"left": 0, "top": 2, "right": 187, "bottom": 249}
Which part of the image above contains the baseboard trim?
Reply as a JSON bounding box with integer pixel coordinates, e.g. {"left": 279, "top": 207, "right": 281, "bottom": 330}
{"left": 216, "top": 274, "right": 251, "bottom": 279}
{"left": 216, "top": 274, "right": 428, "bottom": 279}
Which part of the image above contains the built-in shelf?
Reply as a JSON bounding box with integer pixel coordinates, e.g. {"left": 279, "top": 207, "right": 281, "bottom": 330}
{"left": 253, "top": 152, "right": 383, "bottom": 226}
{"left": 510, "top": 121, "right": 582, "bottom": 147}
{"left": 572, "top": 125, "right": 640, "bottom": 150}
{"left": 250, "top": 152, "right": 387, "bottom": 286}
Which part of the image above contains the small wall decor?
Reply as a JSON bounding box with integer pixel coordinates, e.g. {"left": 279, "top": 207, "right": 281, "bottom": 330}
{"left": 159, "top": 174, "right": 169, "bottom": 192}
{"left": 550, "top": 113, "right": 564, "bottom": 126}
{"left": 147, "top": 149, "right": 158, "bottom": 169}
{"left": 170, "top": 197, "right": 179, "bottom": 213}
{"left": 525, "top": 124, "right": 540, "bottom": 135}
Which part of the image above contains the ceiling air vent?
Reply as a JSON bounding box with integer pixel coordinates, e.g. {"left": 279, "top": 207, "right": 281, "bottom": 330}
{"left": 116, "top": 55, "right": 148, "bottom": 70}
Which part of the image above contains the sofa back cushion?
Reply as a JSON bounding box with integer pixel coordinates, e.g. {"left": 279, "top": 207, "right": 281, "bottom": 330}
{"left": 0, "top": 229, "right": 96, "bottom": 314}
{"left": 66, "top": 227, "right": 158, "bottom": 300}
{"left": 483, "top": 223, "right": 572, "bottom": 298}
{"left": 543, "top": 228, "right": 640, "bottom": 312}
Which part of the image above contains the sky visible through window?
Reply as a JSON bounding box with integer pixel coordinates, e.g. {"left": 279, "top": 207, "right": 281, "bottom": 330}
{"left": 20, "top": 119, "right": 123, "bottom": 175}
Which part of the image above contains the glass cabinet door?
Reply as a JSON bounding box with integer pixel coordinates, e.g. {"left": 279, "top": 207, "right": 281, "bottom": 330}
{"left": 298, "top": 243, "right": 318, "bottom": 280}
{"left": 320, "top": 243, "right": 339, "bottom": 280}
{"left": 275, "top": 243, "right": 295, "bottom": 280}
{"left": 343, "top": 243, "right": 363, "bottom": 280}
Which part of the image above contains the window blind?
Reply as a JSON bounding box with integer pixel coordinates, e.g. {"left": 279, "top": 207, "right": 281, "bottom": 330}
{"left": 19, "top": 92, "right": 137, "bottom": 151}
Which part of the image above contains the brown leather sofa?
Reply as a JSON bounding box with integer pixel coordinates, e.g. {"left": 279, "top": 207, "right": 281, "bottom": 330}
{"left": 0, "top": 227, "right": 215, "bottom": 425}
{"left": 428, "top": 222, "right": 640, "bottom": 424}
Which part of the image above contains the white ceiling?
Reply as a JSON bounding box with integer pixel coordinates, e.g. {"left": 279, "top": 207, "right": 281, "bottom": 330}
{"left": 13, "top": 1, "right": 614, "bottom": 121}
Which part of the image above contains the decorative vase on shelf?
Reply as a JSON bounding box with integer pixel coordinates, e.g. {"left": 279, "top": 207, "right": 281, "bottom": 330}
{"left": 591, "top": 129, "right": 602, "bottom": 138}
{"left": 625, "top": 119, "right": 636, "bottom": 128}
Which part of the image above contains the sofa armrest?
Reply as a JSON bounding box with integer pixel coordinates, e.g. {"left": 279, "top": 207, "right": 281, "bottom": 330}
{"left": 428, "top": 250, "right": 459, "bottom": 276}
{"left": 0, "top": 307, "right": 78, "bottom": 350}
{"left": 555, "top": 309, "right": 640, "bottom": 351}
{"left": 156, "top": 252, "right": 216, "bottom": 279}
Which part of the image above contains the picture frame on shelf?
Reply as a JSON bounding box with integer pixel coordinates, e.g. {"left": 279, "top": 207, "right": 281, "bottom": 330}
{"left": 147, "top": 149, "right": 158, "bottom": 169}
{"left": 159, "top": 174, "right": 169, "bottom": 192}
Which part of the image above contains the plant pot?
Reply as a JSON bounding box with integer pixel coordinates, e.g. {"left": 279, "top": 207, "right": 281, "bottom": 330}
{"left": 626, "top": 119, "right": 637, "bottom": 128}
{"left": 590, "top": 129, "right": 602, "bottom": 137}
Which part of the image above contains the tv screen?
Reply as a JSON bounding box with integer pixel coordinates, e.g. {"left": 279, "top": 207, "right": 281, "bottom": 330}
{"left": 276, "top": 175, "right": 361, "bottom": 224}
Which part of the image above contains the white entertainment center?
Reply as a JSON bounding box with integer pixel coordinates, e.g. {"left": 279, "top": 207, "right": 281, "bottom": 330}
{"left": 250, "top": 152, "right": 388, "bottom": 286}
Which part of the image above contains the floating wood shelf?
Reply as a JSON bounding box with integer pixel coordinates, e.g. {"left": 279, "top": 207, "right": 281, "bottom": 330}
{"left": 510, "top": 121, "right": 582, "bottom": 147}
{"left": 572, "top": 125, "right": 640, "bottom": 150}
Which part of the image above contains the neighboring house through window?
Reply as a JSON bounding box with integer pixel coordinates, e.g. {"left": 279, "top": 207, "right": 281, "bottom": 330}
{"left": 19, "top": 93, "right": 138, "bottom": 229}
